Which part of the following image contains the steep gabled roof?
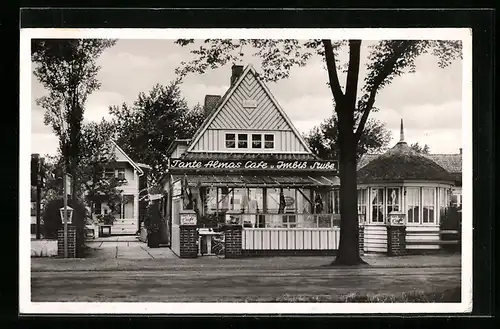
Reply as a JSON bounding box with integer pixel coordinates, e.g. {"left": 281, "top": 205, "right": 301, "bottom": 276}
{"left": 111, "top": 140, "right": 144, "bottom": 176}
{"left": 186, "top": 64, "right": 313, "bottom": 154}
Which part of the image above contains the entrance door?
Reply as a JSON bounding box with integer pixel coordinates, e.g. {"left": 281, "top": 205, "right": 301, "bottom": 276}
{"left": 170, "top": 197, "right": 182, "bottom": 256}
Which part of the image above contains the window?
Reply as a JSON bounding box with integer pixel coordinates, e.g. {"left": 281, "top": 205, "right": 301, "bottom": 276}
{"left": 439, "top": 188, "right": 448, "bottom": 223}
{"left": 332, "top": 189, "right": 340, "bottom": 214}
{"left": 103, "top": 168, "right": 114, "bottom": 179}
{"left": 94, "top": 202, "right": 102, "bottom": 215}
{"left": 237, "top": 134, "right": 248, "bottom": 148}
{"left": 264, "top": 134, "right": 274, "bottom": 149}
{"left": 406, "top": 187, "right": 420, "bottom": 224}
{"left": 422, "top": 188, "right": 435, "bottom": 223}
{"left": 251, "top": 134, "right": 262, "bottom": 148}
{"left": 117, "top": 168, "right": 126, "bottom": 180}
{"left": 205, "top": 188, "right": 218, "bottom": 214}
{"left": 371, "top": 188, "right": 384, "bottom": 223}
{"left": 387, "top": 188, "right": 400, "bottom": 214}
{"left": 282, "top": 215, "right": 297, "bottom": 228}
{"left": 357, "top": 189, "right": 367, "bottom": 223}
{"left": 225, "top": 133, "right": 236, "bottom": 148}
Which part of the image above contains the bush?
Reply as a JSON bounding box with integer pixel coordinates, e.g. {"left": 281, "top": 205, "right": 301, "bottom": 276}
{"left": 41, "top": 198, "right": 88, "bottom": 257}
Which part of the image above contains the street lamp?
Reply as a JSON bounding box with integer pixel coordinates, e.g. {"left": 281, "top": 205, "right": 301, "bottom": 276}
{"left": 60, "top": 206, "right": 74, "bottom": 225}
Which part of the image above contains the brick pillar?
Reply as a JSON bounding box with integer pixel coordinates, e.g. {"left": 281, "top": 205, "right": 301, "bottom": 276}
{"left": 358, "top": 225, "right": 365, "bottom": 256}
{"left": 224, "top": 225, "right": 242, "bottom": 258}
{"left": 386, "top": 226, "right": 406, "bottom": 256}
{"left": 57, "top": 225, "right": 76, "bottom": 258}
{"left": 179, "top": 225, "right": 198, "bottom": 258}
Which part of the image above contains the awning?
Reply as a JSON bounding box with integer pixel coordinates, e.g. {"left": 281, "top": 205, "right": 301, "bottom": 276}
{"left": 172, "top": 174, "right": 339, "bottom": 188}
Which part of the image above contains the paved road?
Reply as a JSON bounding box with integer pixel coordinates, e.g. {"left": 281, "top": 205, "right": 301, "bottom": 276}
{"left": 31, "top": 266, "right": 461, "bottom": 302}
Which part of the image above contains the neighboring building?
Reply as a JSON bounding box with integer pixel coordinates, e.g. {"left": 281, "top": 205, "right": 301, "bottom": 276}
{"left": 162, "top": 64, "right": 341, "bottom": 257}
{"left": 357, "top": 143, "right": 462, "bottom": 210}
{"left": 356, "top": 120, "right": 459, "bottom": 252}
{"left": 93, "top": 141, "right": 150, "bottom": 235}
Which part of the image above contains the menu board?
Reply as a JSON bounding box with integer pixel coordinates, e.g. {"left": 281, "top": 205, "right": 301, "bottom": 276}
{"left": 180, "top": 213, "right": 197, "bottom": 225}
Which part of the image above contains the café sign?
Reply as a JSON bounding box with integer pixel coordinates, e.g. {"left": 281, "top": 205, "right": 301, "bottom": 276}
{"left": 169, "top": 159, "right": 339, "bottom": 173}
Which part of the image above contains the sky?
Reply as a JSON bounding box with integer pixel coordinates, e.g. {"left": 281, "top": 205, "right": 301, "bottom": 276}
{"left": 31, "top": 39, "right": 463, "bottom": 157}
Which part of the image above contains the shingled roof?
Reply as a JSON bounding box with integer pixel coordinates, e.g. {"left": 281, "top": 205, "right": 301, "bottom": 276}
{"left": 357, "top": 141, "right": 455, "bottom": 184}
{"left": 357, "top": 152, "right": 462, "bottom": 174}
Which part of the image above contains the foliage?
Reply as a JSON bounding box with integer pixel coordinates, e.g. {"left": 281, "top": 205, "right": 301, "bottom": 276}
{"left": 304, "top": 113, "right": 392, "bottom": 160}
{"left": 410, "top": 142, "right": 431, "bottom": 154}
{"left": 32, "top": 39, "right": 116, "bottom": 199}
{"left": 41, "top": 198, "right": 88, "bottom": 257}
{"left": 198, "top": 214, "right": 221, "bottom": 228}
{"left": 175, "top": 38, "right": 462, "bottom": 265}
{"left": 109, "top": 81, "right": 206, "bottom": 182}
{"left": 96, "top": 213, "right": 116, "bottom": 225}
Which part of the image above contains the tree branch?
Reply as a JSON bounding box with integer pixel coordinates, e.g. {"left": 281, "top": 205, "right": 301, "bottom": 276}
{"left": 354, "top": 41, "right": 412, "bottom": 142}
{"left": 322, "top": 40, "right": 344, "bottom": 102}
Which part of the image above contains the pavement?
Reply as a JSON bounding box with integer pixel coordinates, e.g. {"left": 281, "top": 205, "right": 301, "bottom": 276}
{"left": 84, "top": 236, "right": 176, "bottom": 260}
{"left": 30, "top": 237, "right": 462, "bottom": 302}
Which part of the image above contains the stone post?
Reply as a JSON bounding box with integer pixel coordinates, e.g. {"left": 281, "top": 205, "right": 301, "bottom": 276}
{"left": 386, "top": 212, "right": 406, "bottom": 256}
{"left": 224, "top": 210, "right": 243, "bottom": 258}
{"left": 57, "top": 225, "right": 76, "bottom": 258}
{"left": 179, "top": 210, "right": 198, "bottom": 258}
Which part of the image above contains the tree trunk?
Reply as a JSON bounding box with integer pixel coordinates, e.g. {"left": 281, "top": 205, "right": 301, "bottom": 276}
{"left": 332, "top": 116, "right": 366, "bottom": 266}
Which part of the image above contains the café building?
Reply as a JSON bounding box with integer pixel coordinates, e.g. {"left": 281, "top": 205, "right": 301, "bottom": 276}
{"left": 160, "top": 64, "right": 460, "bottom": 258}
{"left": 161, "top": 64, "right": 341, "bottom": 258}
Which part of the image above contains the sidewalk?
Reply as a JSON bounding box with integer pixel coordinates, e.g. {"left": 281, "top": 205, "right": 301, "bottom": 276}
{"left": 31, "top": 251, "right": 461, "bottom": 272}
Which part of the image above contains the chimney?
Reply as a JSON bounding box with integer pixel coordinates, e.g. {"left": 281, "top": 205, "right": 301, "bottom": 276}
{"left": 230, "top": 65, "right": 244, "bottom": 86}
{"left": 204, "top": 95, "right": 221, "bottom": 116}
{"left": 459, "top": 148, "right": 462, "bottom": 155}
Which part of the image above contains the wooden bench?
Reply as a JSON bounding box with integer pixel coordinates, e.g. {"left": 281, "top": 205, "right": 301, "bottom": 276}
{"left": 406, "top": 230, "right": 460, "bottom": 245}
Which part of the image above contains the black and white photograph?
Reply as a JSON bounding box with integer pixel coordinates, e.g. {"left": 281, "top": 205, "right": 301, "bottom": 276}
{"left": 20, "top": 28, "right": 472, "bottom": 314}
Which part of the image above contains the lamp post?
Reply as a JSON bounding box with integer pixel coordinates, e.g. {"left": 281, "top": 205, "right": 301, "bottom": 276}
{"left": 62, "top": 173, "right": 71, "bottom": 257}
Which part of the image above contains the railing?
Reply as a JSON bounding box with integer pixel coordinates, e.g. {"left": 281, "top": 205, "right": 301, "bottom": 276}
{"left": 222, "top": 213, "right": 340, "bottom": 228}
{"left": 242, "top": 227, "right": 341, "bottom": 250}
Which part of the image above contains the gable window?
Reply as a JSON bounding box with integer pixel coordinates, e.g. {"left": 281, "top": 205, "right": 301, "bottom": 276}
{"left": 238, "top": 134, "right": 248, "bottom": 148}
{"left": 225, "top": 133, "right": 236, "bottom": 149}
{"left": 264, "top": 134, "right": 274, "bottom": 149}
{"left": 117, "top": 168, "right": 126, "bottom": 180}
{"left": 251, "top": 134, "right": 262, "bottom": 148}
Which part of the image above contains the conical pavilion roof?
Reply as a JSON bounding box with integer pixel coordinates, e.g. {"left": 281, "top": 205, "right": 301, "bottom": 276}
{"left": 357, "top": 119, "right": 455, "bottom": 184}
{"left": 357, "top": 141, "right": 454, "bottom": 184}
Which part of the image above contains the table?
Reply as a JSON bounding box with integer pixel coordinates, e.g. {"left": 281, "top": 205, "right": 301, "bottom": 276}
{"left": 99, "top": 225, "right": 112, "bottom": 237}
{"left": 198, "top": 229, "right": 222, "bottom": 256}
